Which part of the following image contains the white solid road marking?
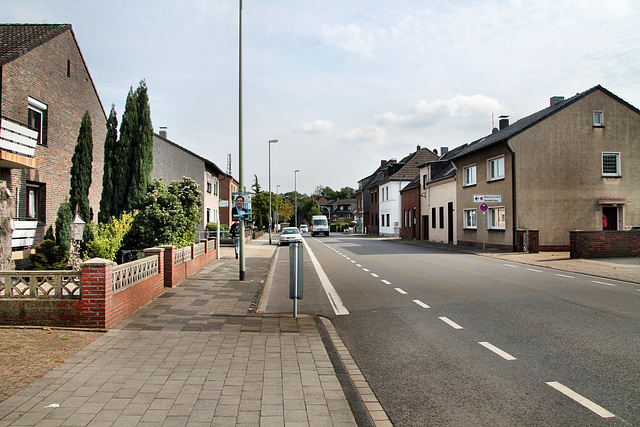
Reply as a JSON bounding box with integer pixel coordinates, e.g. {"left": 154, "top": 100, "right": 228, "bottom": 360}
{"left": 546, "top": 381, "right": 615, "bottom": 418}
{"left": 527, "top": 268, "right": 543, "bottom": 273}
{"left": 302, "top": 239, "right": 349, "bottom": 315}
{"left": 371, "top": 273, "right": 379, "bottom": 278}
{"left": 439, "top": 317, "right": 463, "bottom": 329}
{"left": 478, "top": 342, "right": 517, "bottom": 361}
{"left": 394, "top": 288, "right": 407, "bottom": 295}
{"left": 591, "top": 280, "right": 616, "bottom": 287}
{"left": 381, "top": 280, "right": 391, "bottom": 285}
{"left": 413, "top": 300, "right": 430, "bottom": 309}
{"left": 555, "top": 274, "right": 575, "bottom": 279}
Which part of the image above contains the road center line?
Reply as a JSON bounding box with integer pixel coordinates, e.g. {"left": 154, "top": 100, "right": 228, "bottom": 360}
{"left": 478, "top": 342, "right": 517, "bottom": 360}
{"left": 356, "top": 264, "right": 362, "bottom": 267}
{"left": 381, "top": 280, "right": 391, "bottom": 285}
{"left": 555, "top": 274, "right": 575, "bottom": 279}
{"left": 439, "top": 317, "right": 463, "bottom": 329}
{"left": 302, "top": 239, "right": 349, "bottom": 315}
{"left": 591, "top": 280, "right": 616, "bottom": 287}
{"left": 362, "top": 268, "right": 370, "bottom": 272}
{"left": 371, "top": 273, "right": 379, "bottom": 278}
{"left": 545, "top": 381, "right": 615, "bottom": 418}
{"left": 413, "top": 300, "right": 430, "bottom": 309}
{"left": 394, "top": 288, "right": 407, "bottom": 294}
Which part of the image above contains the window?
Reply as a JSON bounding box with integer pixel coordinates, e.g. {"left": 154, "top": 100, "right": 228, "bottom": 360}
{"left": 463, "top": 209, "right": 477, "bottom": 229}
{"left": 423, "top": 174, "right": 429, "bottom": 189}
{"left": 28, "top": 97, "right": 48, "bottom": 146}
{"left": 26, "top": 186, "right": 39, "bottom": 219}
{"left": 439, "top": 206, "right": 444, "bottom": 229}
{"left": 206, "top": 182, "right": 212, "bottom": 193}
{"left": 593, "top": 110, "right": 603, "bottom": 127}
{"left": 206, "top": 208, "right": 211, "bottom": 223}
{"left": 487, "top": 156, "right": 505, "bottom": 181}
{"left": 488, "top": 207, "right": 506, "bottom": 230}
{"left": 381, "top": 215, "right": 385, "bottom": 227}
{"left": 463, "top": 164, "right": 476, "bottom": 186}
{"left": 602, "top": 152, "right": 620, "bottom": 177}
{"left": 386, "top": 214, "right": 390, "bottom": 227}
{"left": 431, "top": 207, "right": 436, "bottom": 228}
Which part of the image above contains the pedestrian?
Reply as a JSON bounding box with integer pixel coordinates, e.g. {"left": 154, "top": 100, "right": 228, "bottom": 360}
{"left": 230, "top": 221, "right": 240, "bottom": 259}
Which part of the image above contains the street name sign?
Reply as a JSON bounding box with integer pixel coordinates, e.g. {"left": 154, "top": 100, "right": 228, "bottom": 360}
{"left": 473, "top": 194, "right": 502, "bottom": 203}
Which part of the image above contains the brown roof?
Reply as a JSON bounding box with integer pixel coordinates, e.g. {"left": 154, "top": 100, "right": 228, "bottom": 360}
{"left": 0, "top": 24, "right": 71, "bottom": 66}
{"left": 383, "top": 147, "right": 439, "bottom": 182}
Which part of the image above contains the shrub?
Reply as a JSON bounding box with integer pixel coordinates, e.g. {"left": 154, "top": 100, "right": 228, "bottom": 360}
{"left": 206, "top": 222, "right": 229, "bottom": 232}
{"left": 30, "top": 240, "right": 70, "bottom": 270}
{"left": 85, "top": 211, "right": 136, "bottom": 261}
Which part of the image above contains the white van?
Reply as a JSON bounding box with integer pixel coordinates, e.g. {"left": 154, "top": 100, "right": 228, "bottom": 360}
{"left": 311, "top": 215, "right": 330, "bottom": 237}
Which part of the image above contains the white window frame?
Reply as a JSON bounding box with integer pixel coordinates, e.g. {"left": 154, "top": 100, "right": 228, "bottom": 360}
{"left": 487, "top": 156, "right": 505, "bottom": 182}
{"left": 602, "top": 152, "right": 620, "bottom": 177}
{"left": 488, "top": 206, "right": 506, "bottom": 230}
{"left": 593, "top": 110, "right": 604, "bottom": 127}
{"left": 463, "top": 164, "right": 476, "bottom": 186}
{"left": 28, "top": 97, "right": 47, "bottom": 146}
{"left": 463, "top": 209, "right": 477, "bottom": 229}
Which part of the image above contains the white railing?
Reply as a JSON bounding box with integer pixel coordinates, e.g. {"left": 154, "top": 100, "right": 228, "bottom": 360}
{"left": 193, "top": 242, "right": 205, "bottom": 258}
{"left": 12, "top": 219, "right": 37, "bottom": 248}
{"left": 174, "top": 247, "right": 191, "bottom": 266}
{"left": 0, "top": 117, "right": 38, "bottom": 157}
{"left": 0, "top": 271, "right": 81, "bottom": 298}
{"left": 112, "top": 256, "right": 159, "bottom": 293}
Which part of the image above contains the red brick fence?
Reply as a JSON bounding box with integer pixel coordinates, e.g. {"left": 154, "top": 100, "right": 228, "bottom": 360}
{"left": 570, "top": 230, "right": 640, "bottom": 259}
{"left": 0, "top": 239, "right": 219, "bottom": 330}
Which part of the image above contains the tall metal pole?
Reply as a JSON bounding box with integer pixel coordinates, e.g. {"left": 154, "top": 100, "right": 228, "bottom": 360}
{"left": 238, "top": 0, "right": 245, "bottom": 281}
{"left": 276, "top": 184, "right": 280, "bottom": 232}
{"left": 294, "top": 170, "right": 299, "bottom": 228}
{"left": 268, "top": 139, "right": 278, "bottom": 244}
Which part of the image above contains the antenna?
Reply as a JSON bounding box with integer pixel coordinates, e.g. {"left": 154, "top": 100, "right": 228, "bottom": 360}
{"left": 491, "top": 113, "right": 495, "bottom": 129}
{"left": 227, "top": 154, "right": 232, "bottom": 175}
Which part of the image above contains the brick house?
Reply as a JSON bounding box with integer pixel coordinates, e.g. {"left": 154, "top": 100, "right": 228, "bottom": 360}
{"left": 399, "top": 177, "right": 420, "bottom": 240}
{"left": 152, "top": 130, "right": 229, "bottom": 233}
{"left": 219, "top": 174, "right": 239, "bottom": 228}
{"left": 0, "top": 24, "right": 106, "bottom": 253}
{"left": 450, "top": 85, "right": 640, "bottom": 251}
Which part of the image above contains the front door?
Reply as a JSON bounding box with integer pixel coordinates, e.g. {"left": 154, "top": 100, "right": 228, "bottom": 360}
{"left": 422, "top": 215, "right": 429, "bottom": 240}
{"left": 447, "top": 202, "right": 454, "bottom": 244}
{"left": 602, "top": 206, "right": 618, "bottom": 230}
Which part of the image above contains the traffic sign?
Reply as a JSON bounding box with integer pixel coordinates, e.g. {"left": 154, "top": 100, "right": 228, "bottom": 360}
{"left": 474, "top": 194, "right": 502, "bottom": 203}
{"left": 480, "top": 203, "right": 488, "bottom": 211}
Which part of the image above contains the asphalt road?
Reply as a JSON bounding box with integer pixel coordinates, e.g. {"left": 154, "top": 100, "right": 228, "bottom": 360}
{"left": 263, "top": 234, "right": 640, "bottom": 426}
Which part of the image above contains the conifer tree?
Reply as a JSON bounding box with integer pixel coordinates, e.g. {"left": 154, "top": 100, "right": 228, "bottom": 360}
{"left": 111, "top": 87, "right": 137, "bottom": 218}
{"left": 125, "top": 80, "right": 154, "bottom": 211}
{"left": 69, "top": 111, "right": 93, "bottom": 221}
{"left": 98, "top": 105, "right": 118, "bottom": 223}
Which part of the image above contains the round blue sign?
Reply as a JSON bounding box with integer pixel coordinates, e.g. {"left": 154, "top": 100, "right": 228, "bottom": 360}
{"left": 480, "top": 203, "right": 488, "bottom": 211}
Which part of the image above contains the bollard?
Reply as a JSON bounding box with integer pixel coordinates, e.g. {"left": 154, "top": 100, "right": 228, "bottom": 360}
{"left": 289, "top": 242, "right": 304, "bottom": 317}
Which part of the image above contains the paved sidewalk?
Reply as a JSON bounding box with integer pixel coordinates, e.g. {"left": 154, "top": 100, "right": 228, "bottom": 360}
{"left": 0, "top": 238, "right": 361, "bottom": 426}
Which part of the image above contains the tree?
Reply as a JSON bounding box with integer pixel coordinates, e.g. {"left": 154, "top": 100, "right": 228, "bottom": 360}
{"left": 252, "top": 174, "right": 261, "bottom": 194}
{"left": 98, "top": 105, "right": 118, "bottom": 224}
{"left": 321, "top": 186, "right": 338, "bottom": 200}
{"left": 124, "top": 178, "right": 202, "bottom": 250}
{"left": 54, "top": 200, "right": 73, "bottom": 252}
{"left": 69, "top": 111, "right": 93, "bottom": 221}
{"left": 337, "top": 186, "right": 356, "bottom": 199}
{"left": 251, "top": 192, "right": 269, "bottom": 230}
{"left": 125, "top": 80, "right": 154, "bottom": 212}
{"left": 304, "top": 198, "right": 321, "bottom": 223}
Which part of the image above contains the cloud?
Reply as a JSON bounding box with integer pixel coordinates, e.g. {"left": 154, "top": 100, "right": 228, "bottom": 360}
{"left": 341, "top": 125, "right": 386, "bottom": 144}
{"left": 375, "top": 94, "right": 504, "bottom": 128}
{"left": 320, "top": 23, "right": 378, "bottom": 58}
{"left": 296, "top": 119, "right": 335, "bottom": 134}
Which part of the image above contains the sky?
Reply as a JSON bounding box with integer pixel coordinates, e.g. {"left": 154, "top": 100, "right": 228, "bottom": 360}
{"left": 3, "top": 0, "right": 640, "bottom": 196}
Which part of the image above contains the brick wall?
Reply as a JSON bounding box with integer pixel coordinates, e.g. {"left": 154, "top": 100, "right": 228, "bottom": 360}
{"left": 1, "top": 28, "right": 106, "bottom": 241}
{"left": 400, "top": 186, "right": 420, "bottom": 240}
{"left": 570, "top": 231, "right": 640, "bottom": 259}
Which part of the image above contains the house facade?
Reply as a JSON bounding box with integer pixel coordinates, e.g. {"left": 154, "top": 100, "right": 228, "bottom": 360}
{"left": 451, "top": 85, "right": 640, "bottom": 250}
{"left": 399, "top": 177, "right": 420, "bottom": 240}
{"left": 0, "top": 24, "right": 106, "bottom": 252}
{"left": 219, "top": 174, "right": 239, "bottom": 228}
{"left": 152, "top": 132, "right": 226, "bottom": 232}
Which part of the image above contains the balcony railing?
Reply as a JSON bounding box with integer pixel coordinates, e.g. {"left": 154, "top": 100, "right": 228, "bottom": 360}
{"left": 0, "top": 116, "right": 38, "bottom": 169}
{"left": 12, "top": 219, "right": 37, "bottom": 249}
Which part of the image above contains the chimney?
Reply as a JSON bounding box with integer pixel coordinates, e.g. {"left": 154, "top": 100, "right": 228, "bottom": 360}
{"left": 417, "top": 145, "right": 421, "bottom": 151}
{"left": 498, "top": 115, "right": 509, "bottom": 130}
{"left": 550, "top": 96, "right": 564, "bottom": 106}
{"left": 440, "top": 147, "right": 449, "bottom": 155}
{"left": 381, "top": 160, "right": 386, "bottom": 167}
{"left": 159, "top": 127, "right": 167, "bottom": 139}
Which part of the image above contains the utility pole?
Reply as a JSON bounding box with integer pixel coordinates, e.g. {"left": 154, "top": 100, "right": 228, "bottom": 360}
{"left": 238, "top": 0, "right": 245, "bottom": 281}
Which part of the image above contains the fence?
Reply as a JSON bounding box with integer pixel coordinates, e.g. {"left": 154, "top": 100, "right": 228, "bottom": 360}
{"left": 0, "top": 237, "right": 222, "bottom": 329}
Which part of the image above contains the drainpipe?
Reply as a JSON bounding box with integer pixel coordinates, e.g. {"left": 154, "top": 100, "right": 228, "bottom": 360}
{"left": 505, "top": 140, "right": 517, "bottom": 251}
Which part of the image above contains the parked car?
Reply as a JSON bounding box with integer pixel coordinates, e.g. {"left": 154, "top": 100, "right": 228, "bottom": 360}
{"left": 279, "top": 227, "right": 303, "bottom": 246}
{"left": 299, "top": 224, "right": 308, "bottom": 233}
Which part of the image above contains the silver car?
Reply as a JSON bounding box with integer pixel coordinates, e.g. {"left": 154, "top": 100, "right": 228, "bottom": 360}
{"left": 279, "top": 227, "right": 303, "bottom": 246}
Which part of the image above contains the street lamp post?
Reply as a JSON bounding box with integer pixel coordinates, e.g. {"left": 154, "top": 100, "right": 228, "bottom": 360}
{"left": 238, "top": 0, "right": 245, "bottom": 281}
{"left": 294, "top": 170, "right": 300, "bottom": 228}
{"left": 268, "top": 139, "right": 278, "bottom": 244}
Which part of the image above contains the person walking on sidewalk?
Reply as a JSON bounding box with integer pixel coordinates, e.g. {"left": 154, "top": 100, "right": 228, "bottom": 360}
{"left": 230, "top": 221, "right": 240, "bottom": 259}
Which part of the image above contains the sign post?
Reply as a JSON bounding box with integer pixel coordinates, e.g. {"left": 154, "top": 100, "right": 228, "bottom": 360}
{"left": 480, "top": 203, "right": 488, "bottom": 251}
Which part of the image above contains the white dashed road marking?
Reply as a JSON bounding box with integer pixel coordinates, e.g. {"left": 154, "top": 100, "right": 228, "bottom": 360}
{"left": 394, "top": 288, "right": 407, "bottom": 295}
{"left": 439, "top": 317, "right": 464, "bottom": 330}
{"left": 591, "top": 280, "right": 616, "bottom": 287}
{"left": 527, "top": 268, "right": 543, "bottom": 272}
{"left": 555, "top": 274, "right": 575, "bottom": 279}
{"left": 478, "top": 342, "right": 517, "bottom": 361}
{"left": 381, "top": 280, "right": 391, "bottom": 285}
{"left": 413, "top": 300, "right": 430, "bottom": 309}
{"left": 546, "top": 382, "right": 615, "bottom": 418}
{"left": 371, "top": 273, "right": 379, "bottom": 278}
